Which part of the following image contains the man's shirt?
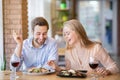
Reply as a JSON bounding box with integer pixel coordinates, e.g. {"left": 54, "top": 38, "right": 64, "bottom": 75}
{"left": 10, "top": 37, "right": 58, "bottom": 71}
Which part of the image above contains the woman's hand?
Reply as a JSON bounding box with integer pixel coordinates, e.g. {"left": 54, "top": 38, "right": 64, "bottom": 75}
{"left": 13, "top": 30, "right": 23, "bottom": 44}
{"left": 96, "top": 67, "right": 111, "bottom": 76}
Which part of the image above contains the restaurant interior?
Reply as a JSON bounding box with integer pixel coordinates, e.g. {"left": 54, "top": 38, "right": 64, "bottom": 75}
{"left": 0, "top": 0, "right": 120, "bottom": 73}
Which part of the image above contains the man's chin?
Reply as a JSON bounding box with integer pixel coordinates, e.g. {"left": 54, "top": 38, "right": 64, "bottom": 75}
{"left": 38, "top": 41, "right": 45, "bottom": 45}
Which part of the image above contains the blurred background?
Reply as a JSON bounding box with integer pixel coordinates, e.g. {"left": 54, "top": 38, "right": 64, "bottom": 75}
{"left": 0, "top": 0, "right": 120, "bottom": 70}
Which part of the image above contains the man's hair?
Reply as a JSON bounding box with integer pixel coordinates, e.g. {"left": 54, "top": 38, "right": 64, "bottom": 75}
{"left": 31, "top": 17, "right": 49, "bottom": 31}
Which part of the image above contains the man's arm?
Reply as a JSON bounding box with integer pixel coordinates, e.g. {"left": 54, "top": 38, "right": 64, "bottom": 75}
{"left": 12, "top": 31, "right": 23, "bottom": 58}
{"left": 10, "top": 31, "right": 23, "bottom": 71}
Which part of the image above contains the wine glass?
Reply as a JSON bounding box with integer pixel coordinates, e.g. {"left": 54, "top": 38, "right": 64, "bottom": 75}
{"left": 11, "top": 58, "right": 20, "bottom": 78}
{"left": 89, "top": 57, "right": 99, "bottom": 80}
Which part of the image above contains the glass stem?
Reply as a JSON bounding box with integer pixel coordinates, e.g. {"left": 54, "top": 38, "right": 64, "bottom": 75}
{"left": 91, "top": 69, "right": 96, "bottom": 77}
{"left": 90, "top": 69, "right": 98, "bottom": 80}
{"left": 14, "top": 67, "right": 16, "bottom": 76}
{"left": 94, "top": 69, "right": 96, "bottom": 74}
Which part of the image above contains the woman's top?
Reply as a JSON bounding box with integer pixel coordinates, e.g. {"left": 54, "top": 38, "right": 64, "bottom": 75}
{"left": 65, "top": 43, "right": 119, "bottom": 74}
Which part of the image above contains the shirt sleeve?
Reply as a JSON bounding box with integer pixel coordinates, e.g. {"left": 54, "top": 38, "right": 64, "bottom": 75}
{"left": 95, "top": 44, "right": 120, "bottom": 74}
{"left": 48, "top": 41, "right": 58, "bottom": 62}
{"left": 37, "top": 41, "right": 58, "bottom": 70}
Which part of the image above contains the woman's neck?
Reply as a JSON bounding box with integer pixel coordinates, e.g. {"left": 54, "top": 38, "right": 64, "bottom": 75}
{"left": 73, "top": 41, "right": 82, "bottom": 48}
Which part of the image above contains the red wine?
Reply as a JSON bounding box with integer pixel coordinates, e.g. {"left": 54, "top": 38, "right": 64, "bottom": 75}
{"left": 89, "top": 63, "right": 98, "bottom": 69}
{"left": 11, "top": 62, "right": 19, "bottom": 67}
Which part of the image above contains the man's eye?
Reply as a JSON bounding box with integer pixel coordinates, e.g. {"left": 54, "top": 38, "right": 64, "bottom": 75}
{"left": 43, "top": 33, "right": 47, "bottom": 35}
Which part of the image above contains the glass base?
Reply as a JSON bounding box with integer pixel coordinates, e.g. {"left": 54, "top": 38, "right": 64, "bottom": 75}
{"left": 90, "top": 74, "right": 98, "bottom": 80}
{"left": 41, "top": 78, "right": 48, "bottom": 80}
{"left": 90, "top": 76, "right": 98, "bottom": 80}
{"left": 10, "top": 74, "right": 19, "bottom": 79}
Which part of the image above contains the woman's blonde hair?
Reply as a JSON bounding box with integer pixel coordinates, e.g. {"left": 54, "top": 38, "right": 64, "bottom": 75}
{"left": 63, "top": 19, "right": 99, "bottom": 49}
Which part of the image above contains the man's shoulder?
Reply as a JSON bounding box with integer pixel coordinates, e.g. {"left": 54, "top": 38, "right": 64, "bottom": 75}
{"left": 47, "top": 37, "right": 57, "bottom": 45}
{"left": 23, "top": 37, "right": 33, "bottom": 44}
{"left": 47, "top": 37, "right": 56, "bottom": 42}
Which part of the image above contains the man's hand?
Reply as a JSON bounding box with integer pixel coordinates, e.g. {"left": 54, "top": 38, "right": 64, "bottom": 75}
{"left": 47, "top": 60, "right": 56, "bottom": 70}
{"left": 13, "top": 30, "right": 23, "bottom": 44}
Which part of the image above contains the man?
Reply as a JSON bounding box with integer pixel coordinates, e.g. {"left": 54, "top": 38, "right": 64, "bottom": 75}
{"left": 10, "top": 17, "right": 58, "bottom": 71}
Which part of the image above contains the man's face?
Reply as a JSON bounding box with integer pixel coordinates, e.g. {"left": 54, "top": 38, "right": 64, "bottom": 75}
{"left": 33, "top": 25, "right": 48, "bottom": 46}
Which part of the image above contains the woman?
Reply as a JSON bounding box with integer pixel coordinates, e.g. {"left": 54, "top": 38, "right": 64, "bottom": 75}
{"left": 48, "top": 19, "right": 119, "bottom": 76}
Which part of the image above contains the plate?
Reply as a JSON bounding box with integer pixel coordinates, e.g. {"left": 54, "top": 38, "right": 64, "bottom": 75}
{"left": 57, "top": 70, "right": 87, "bottom": 78}
{"left": 23, "top": 69, "right": 55, "bottom": 76}
{"left": 57, "top": 73, "right": 87, "bottom": 78}
{"left": 77, "top": 70, "right": 87, "bottom": 73}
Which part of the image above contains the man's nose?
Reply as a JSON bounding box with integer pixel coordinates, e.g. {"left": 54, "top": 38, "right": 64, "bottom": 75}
{"left": 39, "top": 34, "right": 44, "bottom": 39}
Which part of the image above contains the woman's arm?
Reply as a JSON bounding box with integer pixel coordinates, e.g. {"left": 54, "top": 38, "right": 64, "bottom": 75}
{"left": 95, "top": 44, "right": 119, "bottom": 75}
{"left": 65, "top": 58, "right": 71, "bottom": 70}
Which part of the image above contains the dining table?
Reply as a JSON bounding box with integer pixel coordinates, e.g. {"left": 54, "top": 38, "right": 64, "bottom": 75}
{"left": 0, "top": 70, "right": 120, "bottom": 80}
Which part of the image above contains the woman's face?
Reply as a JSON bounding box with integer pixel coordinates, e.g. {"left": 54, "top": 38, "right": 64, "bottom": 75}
{"left": 63, "top": 27, "right": 78, "bottom": 46}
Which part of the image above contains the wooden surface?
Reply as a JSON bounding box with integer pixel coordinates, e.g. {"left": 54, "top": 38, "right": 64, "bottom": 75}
{"left": 0, "top": 71, "right": 120, "bottom": 80}
{"left": 58, "top": 48, "right": 65, "bottom": 56}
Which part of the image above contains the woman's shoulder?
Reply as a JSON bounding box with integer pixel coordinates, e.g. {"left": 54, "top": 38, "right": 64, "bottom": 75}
{"left": 88, "top": 42, "right": 103, "bottom": 52}
{"left": 88, "top": 43, "right": 105, "bottom": 57}
{"left": 94, "top": 42, "right": 102, "bottom": 48}
{"left": 88, "top": 39, "right": 102, "bottom": 47}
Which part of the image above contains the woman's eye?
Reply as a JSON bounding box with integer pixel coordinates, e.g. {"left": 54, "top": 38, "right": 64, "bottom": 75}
{"left": 66, "top": 32, "right": 70, "bottom": 35}
{"left": 36, "top": 33, "right": 40, "bottom": 35}
{"left": 63, "top": 32, "right": 70, "bottom": 37}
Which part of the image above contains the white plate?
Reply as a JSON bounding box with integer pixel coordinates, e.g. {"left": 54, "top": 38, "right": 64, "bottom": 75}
{"left": 23, "top": 69, "right": 55, "bottom": 76}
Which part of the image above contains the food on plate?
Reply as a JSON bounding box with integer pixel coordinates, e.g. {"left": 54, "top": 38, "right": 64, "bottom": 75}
{"left": 28, "top": 68, "right": 50, "bottom": 73}
{"left": 68, "top": 69, "right": 76, "bottom": 76}
{"left": 68, "top": 69, "right": 76, "bottom": 73}
{"left": 57, "top": 69, "right": 87, "bottom": 77}
{"left": 59, "top": 70, "right": 72, "bottom": 76}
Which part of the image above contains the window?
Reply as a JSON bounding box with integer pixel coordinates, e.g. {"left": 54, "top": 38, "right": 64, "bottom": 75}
{"left": 0, "top": 0, "right": 4, "bottom": 70}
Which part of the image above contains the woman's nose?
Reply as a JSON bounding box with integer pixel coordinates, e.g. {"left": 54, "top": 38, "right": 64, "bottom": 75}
{"left": 65, "top": 35, "right": 68, "bottom": 39}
